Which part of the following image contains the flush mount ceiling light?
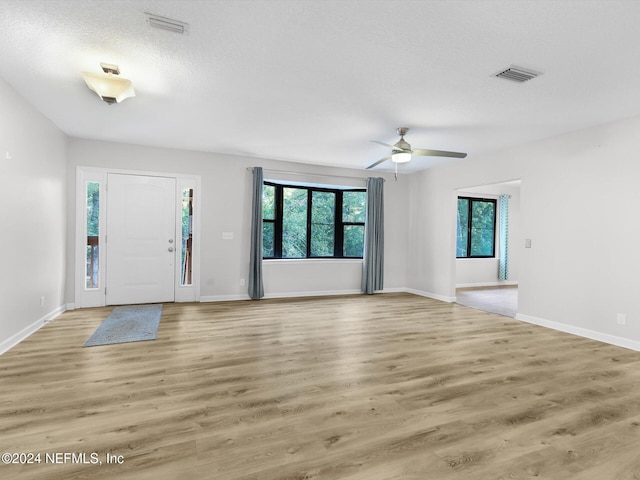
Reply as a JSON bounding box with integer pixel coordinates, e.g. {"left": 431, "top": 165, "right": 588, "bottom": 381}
{"left": 81, "top": 63, "right": 135, "bottom": 104}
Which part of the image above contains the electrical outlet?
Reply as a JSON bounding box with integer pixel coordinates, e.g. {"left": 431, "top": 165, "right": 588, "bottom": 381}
{"left": 40, "top": 296, "right": 45, "bottom": 307}
{"left": 239, "top": 278, "right": 246, "bottom": 286}
{"left": 617, "top": 313, "right": 626, "bottom": 326}
{"left": 222, "top": 232, "right": 234, "bottom": 240}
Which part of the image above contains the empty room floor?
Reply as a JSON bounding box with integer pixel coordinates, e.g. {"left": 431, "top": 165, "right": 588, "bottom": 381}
{"left": 456, "top": 285, "right": 518, "bottom": 318}
{"left": 2, "top": 293, "right": 640, "bottom": 479}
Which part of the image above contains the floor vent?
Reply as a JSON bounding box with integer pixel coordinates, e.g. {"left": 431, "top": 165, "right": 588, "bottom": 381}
{"left": 494, "top": 66, "right": 541, "bottom": 83}
{"left": 145, "top": 12, "right": 189, "bottom": 35}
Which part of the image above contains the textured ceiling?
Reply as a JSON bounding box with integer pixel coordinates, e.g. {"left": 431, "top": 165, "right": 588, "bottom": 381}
{"left": 1, "top": 0, "right": 640, "bottom": 173}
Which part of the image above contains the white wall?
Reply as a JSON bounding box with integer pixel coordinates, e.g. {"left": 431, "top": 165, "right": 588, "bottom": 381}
{"left": 407, "top": 113, "right": 640, "bottom": 348}
{"left": 456, "top": 182, "right": 521, "bottom": 287}
{"left": 7, "top": 72, "right": 640, "bottom": 353}
{"left": 66, "top": 139, "right": 408, "bottom": 303}
{"left": 0, "top": 77, "right": 67, "bottom": 353}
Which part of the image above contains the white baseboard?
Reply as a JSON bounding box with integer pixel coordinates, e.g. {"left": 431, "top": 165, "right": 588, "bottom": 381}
{"left": 265, "top": 289, "right": 362, "bottom": 299}
{"left": 201, "top": 287, "right": 455, "bottom": 303}
{"left": 456, "top": 281, "right": 519, "bottom": 288}
{"left": 0, "top": 304, "right": 66, "bottom": 355}
{"left": 200, "top": 294, "right": 250, "bottom": 302}
{"left": 201, "top": 288, "right": 392, "bottom": 302}
{"left": 405, "top": 288, "right": 456, "bottom": 303}
{"left": 515, "top": 313, "right": 640, "bottom": 352}
{"left": 381, "top": 287, "right": 406, "bottom": 294}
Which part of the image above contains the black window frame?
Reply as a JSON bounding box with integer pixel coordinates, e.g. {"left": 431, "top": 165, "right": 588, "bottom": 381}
{"left": 456, "top": 196, "right": 497, "bottom": 259}
{"left": 263, "top": 182, "right": 366, "bottom": 259}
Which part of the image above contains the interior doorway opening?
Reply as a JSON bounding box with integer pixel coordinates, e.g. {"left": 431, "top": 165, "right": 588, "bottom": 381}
{"left": 454, "top": 179, "right": 521, "bottom": 317}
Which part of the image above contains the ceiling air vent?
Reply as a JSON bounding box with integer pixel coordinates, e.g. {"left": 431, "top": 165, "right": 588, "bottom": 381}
{"left": 145, "top": 12, "right": 189, "bottom": 34}
{"left": 494, "top": 66, "right": 541, "bottom": 83}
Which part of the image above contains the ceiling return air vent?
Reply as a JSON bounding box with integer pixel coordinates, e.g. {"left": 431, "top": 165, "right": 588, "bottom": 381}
{"left": 494, "top": 65, "right": 542, "bottom": 83}
{"left": 145, "top": 12, "right": 189, "bottom": 34}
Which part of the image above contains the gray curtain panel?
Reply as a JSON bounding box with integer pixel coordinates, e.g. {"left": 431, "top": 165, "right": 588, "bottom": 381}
{"left": 362, "top": 177, "right": 384, "bottom": 294}
{"left": 248, "top": 167, "right": 264, "bottom": 299}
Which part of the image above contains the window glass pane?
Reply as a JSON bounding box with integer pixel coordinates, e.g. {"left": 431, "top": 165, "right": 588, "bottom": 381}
{"left": 282, "top": 187, "right": 307, "bottom": 258}
{"left": 470, "top": 200, "right": 495, "bottom": 256}
{"left": 471, "top": 201, "right": 495, "bottom": 230}
{"left": 311, "top": 224, "right": 334, "bottom": 256}
{"left": 263, "top": 221, "right": 275, "bottom": 257}
{"left": 456, "top": 198, "right": 469, "bottom": 257}
{"left": 263, "top": 184, "right": 275, "bottom": 220}
{"left": 85, "top": 182, "right": 100, "bottom": 289}
{"left": 343, "top": 191, "right": 366, "bottom": 223}
{"left": 180, "top": 188, "right": 194, "bottom": 286}
{"left": 311, "top": 191, "right": 335, "bottom": 256}
{"left": 344, "top": 225, "right": 364, "bottom": 257}
{"left": 470, "top": 228, "right": 495, "bottom": 256}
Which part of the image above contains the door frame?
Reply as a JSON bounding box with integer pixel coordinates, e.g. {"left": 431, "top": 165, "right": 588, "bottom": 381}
{"left": 75, "top": 166, "right": 202, "bottom": 308}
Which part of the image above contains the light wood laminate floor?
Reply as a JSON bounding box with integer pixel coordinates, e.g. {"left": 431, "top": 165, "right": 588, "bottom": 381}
{"left": 2, "top": 293, "right": 640, "bottom": 479}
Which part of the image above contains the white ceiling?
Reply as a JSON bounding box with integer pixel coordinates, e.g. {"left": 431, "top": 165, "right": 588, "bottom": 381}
{"left": 2, "top": 0, "right": 640, "bottom": 173}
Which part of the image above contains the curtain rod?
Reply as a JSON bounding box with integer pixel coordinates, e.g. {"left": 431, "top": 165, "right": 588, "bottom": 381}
{"left": 246, "top": 167, "right": 384, "bottom": 182}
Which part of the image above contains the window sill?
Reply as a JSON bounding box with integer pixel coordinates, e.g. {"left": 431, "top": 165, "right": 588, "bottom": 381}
{"left": 456, "top": 257, "right": 498, "bottom": 262}
{"left": 263, "top": 258, "right": 363, "bottom": 265}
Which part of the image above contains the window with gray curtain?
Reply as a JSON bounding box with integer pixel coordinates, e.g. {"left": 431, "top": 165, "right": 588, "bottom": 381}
{"left": 262, "top": 182, "right": 366, "bottom": 259}
{"left": 248, "top": 167, "right": 264, "bottom": 299}
{"left": 361, "top": 177, "right": 384, "bottom": 294}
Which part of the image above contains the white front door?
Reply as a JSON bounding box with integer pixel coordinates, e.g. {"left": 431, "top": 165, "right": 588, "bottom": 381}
{"left": 106, "top": 174, "right": 176, "bottom": 305}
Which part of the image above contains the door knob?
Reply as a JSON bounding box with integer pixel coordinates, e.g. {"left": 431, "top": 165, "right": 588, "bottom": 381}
{"left": 168, "top": 247, "right": 174, "bottom": 252}
{"left": 168, "top": 239, "right": 174, "bottom": 243}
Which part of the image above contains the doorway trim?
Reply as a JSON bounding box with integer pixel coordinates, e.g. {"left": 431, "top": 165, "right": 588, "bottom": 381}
{"left": 75, "top": 166, "right": 202, "bottom": 308}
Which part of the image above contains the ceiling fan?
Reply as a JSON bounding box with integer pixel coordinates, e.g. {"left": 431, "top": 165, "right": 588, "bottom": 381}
{"left": 367, "top": 127, "right": 467, "bottom": 177}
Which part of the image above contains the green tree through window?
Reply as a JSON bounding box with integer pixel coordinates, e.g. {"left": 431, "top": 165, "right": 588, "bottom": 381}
{"left": 262, "top": 184, "right": 276, "bottom": 257}
{"left": 457, "top": 197, "right": 496, "bottom": 258}
{"left": 311, "top": 191, "right": 335, "bottom": 256}
{"left": 85, "top": 182, "right": 100, "bottom": 288}
{"left": 342, "top": 191, "right": 366, "bottom": 257}
{"left": 263, "top": 182, "right": 366, "bottom": 259}
{"left": 282, "top": 187, "right": 308, "bottom": 258}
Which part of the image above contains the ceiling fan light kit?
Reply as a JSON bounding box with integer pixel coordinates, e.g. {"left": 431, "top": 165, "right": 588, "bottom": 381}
{"left": 391, "top": 127, "right": 412, "bottom": 163}
{"left": 391, "top": 151, "right": 412, "bottom": 163}
{"left": 81, "top": 63, "right": 135, "bottom": 105}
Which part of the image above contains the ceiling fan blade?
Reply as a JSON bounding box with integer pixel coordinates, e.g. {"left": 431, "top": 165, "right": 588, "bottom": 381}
{"left": 366, "top": 155, "right": 392, "bottom": 169}
{"left": 412, "top": 148, "right": 467, "bottom": 158}
{"left": 371, "top": 140, "right": 403, "bottom": 152}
